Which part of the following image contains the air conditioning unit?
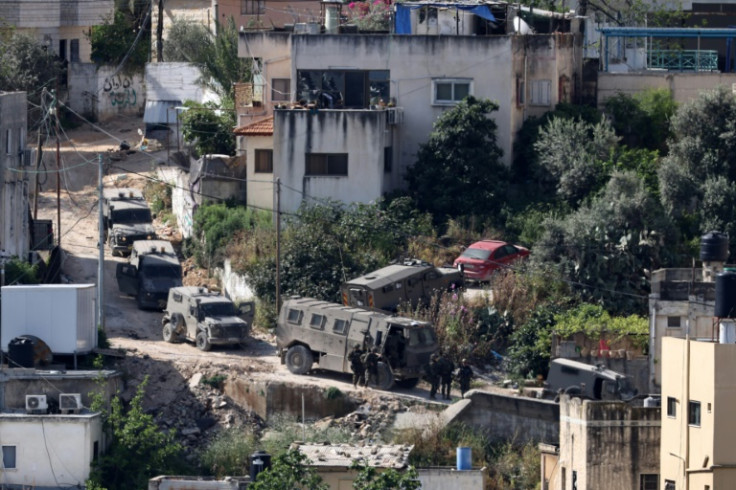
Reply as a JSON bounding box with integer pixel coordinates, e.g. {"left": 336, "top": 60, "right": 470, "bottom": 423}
{"left": 59, "top": 393, "right": 82, "bottom": 414}
{"left": 386, "top": 107, "right": 403, "bottom": 126}
{"left": 22, "top": 148, "right": 36, "bottom": 167}
{"left": 25, "top": 395, "right": 48, "bottom": 414}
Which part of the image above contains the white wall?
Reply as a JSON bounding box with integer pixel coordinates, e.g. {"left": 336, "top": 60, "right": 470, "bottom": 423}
{"left": 0, "top": 413, "right": 102, "bottom": 487}
{"left": 598, "top": 72, "right": 736, "bottom": 107}
{"left": 244, "top": 134, "right": 275, "bottom": 212}
{"left": 157, "top": 165, "right": 195, "bottom": 239}
{"left": 146, "top": 62, "right": 216, "bottom": 104}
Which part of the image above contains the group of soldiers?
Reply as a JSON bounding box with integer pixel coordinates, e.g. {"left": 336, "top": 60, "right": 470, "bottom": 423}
{"left": 348, "top": 343, "right": 473, "bottom": 400}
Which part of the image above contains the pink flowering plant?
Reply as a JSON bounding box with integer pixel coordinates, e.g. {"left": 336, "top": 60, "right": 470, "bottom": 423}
{"left": 348, "top": 0, "right": 391, "bottom": 31}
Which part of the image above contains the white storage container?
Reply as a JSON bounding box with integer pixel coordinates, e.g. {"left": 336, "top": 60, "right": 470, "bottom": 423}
{"left": 1, "top": 284, "right": 97, "bottom": 355}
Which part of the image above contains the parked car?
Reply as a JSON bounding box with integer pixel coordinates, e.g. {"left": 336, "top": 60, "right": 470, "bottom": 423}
{"left": 453, "top": 240, "right": 529, "bottom": 282}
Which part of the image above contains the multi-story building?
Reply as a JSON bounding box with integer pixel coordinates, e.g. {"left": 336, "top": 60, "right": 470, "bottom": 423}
{"left": 660, "top": 337, "right": 736, "bottom": 489}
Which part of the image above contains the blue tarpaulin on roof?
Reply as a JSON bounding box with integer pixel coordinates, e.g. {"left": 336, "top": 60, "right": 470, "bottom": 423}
{"left": 395, "top": 4, "right": 496, "bottom": 34}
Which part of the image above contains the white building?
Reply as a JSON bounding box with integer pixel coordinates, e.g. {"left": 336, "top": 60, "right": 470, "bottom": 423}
{"left": 236, "top": 4, "right": 582, "bottom": 213}
{"left": 0, "top": 410, "right": 102, "bottom": 488}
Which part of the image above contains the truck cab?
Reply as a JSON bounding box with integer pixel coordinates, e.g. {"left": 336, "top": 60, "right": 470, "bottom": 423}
{"left": 116, "top": 240, "right": 182, "bottom": 309}
{"left": 341, "top": 259, "right": 463, "bottom": 313}
{"left": 545, "top": 358, "right": 638, "bottom": 401}
{"left": 276, "top": 296, "right": 438, "bottom": 389}
{"left": 161, "top": 287, "right": 254, "bottom": 351}
{"left": 103, "top": 188, "right": 156, "bottom": 256}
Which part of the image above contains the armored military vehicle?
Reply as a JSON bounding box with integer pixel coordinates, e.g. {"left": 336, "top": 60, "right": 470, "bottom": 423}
{"left": 161, "top": 287, "right": 255, "bottom": 351}
{"left": 341, "top": 259, "right": 463, "bottom": 313}
{"left": 276, "top": 296, "right": 439, "bottom": 389}
{"left": 102, "top": 188, "right": 156, "bottom": 256}
{"left": 116, "top": 240, "right": 183, "bottom": 309}
{"left": 544, "top": 358, "right": 638, "bottom": 401}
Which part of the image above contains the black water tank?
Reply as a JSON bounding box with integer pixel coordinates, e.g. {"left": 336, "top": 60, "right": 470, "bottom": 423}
{"left": 250, "top": 450, "right": 271, "bottom": 482}
{"left": 8, "top": 337, "right": 34, "bottom": 368}
{"left": 715, "top": 270, "right": 736, "bottom": 318}
{"left": 701, "top": 231, "right": 729, "bottom": 262}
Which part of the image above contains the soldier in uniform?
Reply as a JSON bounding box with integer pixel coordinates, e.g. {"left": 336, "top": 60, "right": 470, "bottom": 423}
{"left": 426, "top": 353, "right": 441, "bottom": 400}
{"left": 438, "top": 353, "right": 455, "bottom": 400}
{"left": 457, "top": 358, "right": 474, "bottom": 398}
{"left": 363, "top": 347, "right": 381, "bottom": 388}
{"left": 348, "top": 344, "right": 365, "bottom": 387}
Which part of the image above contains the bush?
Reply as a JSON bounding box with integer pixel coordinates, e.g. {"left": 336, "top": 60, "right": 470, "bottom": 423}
{"left": 200, "top": 428, "right": 259, "bottom": 478}
{"left": 261, "top": 415, "right": 355, "bottom": 456}
{"left": 201, "top": 374, "right": 228, "bottom": 389}
{"left": 324, "top": 387, "right": 343, "bottom": 400}
{"left": 4, "top": 257, "right": 40, "bottom": 284}
{"left": 396, "top": 420, "right": 491, "bottom": 467}
{"left": 144, "top": 181, "right": 172, "bottom": 214}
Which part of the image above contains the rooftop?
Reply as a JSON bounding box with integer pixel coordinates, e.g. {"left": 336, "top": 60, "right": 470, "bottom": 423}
{"left": 292, "top": 442, "right": 413, "bottom": 469}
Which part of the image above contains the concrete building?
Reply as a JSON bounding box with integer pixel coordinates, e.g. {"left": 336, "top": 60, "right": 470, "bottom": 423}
{"left": 236, "top": 7, "right": 582, "bottom": 213}
{"left": 0, "top": 92, "right": 30, "bottom": 260}
{"left": 0, "top": 0, "right": 113, "bottom": 65}
{"left": 545, "top": 395, "right": 661, "bottom": 490}
{"left": 660, "top": 337, "right": 736, "bottom": 489}
{"left": 648, "top": 268, "right": 717, "bottom": 393}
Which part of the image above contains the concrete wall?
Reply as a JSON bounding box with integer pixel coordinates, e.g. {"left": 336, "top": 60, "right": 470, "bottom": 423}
{"left": 146, "top": 63, "right": 213, "bottom": 104}
{"left": 0, "top": 92, "right": 30, "bottom": 259}
{"left": 243, "top": 134, "right": 274, "bottom": 212}
{"left": 442, "top": 390, "right": 559, "bottom": 444}
{"left": 598, "top": 72, "right": 736, "bottom": 107}
{"left": 149, "top": 476, "right": 248, "bottom": 490}
{"left": 417, "top": 467, "right": 489, "bottom": 490}
{"left": 556, "top": 396, "right": 660, "bottom": 490}
{"left": 217, "top": 0, "right": 322, "bottom": 29}
{"left": 69, "top": 64, "right": 145, "bottom": 120}
{"left": 152, "top": 0, "right": 214, "bottom": 61}
{"left": 0, "top": 412, "right": 102, "bottom": 488}
{"left": 215, "top": 259, "right": 256, "bottom": 303}
{"left": 224, "top": 376, "right": 358, "bottom": 421}
{"left": 158, "top": 164, "right": 195, "bottom": 239}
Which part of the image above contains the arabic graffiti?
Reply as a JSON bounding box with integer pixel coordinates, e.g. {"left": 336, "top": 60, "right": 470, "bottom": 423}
{"left": 103, "top": 75, "right": 138, "bottom": 108}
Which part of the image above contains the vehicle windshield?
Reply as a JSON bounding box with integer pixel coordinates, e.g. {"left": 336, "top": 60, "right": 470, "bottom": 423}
{"left": 141, "top": 265, "right": 181, "bottom": 279}
{"left": 459, "top": 248, "right": 491, "bottom": 261}
{"left": 201, "top": 301, "right": 236, "bottom": 317}
{"left": 617, "top": 377, "right": 636, "bottom": 397}
{"left": 408, "top": 327, "right": 437, "bottom": 347}
{"left": 112, "top": 208, "right": 152, "bottom": 224}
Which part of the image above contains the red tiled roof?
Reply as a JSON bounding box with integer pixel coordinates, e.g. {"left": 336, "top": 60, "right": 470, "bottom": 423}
{"left": 234, "top": 116, "right": 274, "bottom": 136}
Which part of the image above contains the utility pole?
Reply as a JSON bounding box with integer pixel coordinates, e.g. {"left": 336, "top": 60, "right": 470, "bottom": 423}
{"left": 32, "top": 129, "right": 43, "bottom": 220}
{"left": 52, "top": 90, "right": 61, "bottom": 247}
{"left": 97, "top": 154, "right": 105, "bottom": 332}
{"left": 157, "top": 0, "right": 164, "bottom": 62}
{"left": 275, "top": 178, "right": 281, "bottom": 311}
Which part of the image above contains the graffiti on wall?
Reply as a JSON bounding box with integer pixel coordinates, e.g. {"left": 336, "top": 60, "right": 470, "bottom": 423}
{"left": 103, "top": 75, "right": 137, "bottom": 108}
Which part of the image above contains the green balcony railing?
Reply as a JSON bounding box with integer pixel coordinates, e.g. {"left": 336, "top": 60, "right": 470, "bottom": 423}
{"left": 647, "top": 49, "right": 719, "bottom": 71}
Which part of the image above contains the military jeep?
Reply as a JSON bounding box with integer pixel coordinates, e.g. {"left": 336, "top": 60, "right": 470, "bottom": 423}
{"left": 161, "top": 287, "right": 255, "bottom": 351}
{"left": 276, "top": 296, "right": 439, "bottom": 390}
{"left": 544, "top": 358, "right": 638, "bottom": 401}
{"left": 116, "top": 240, "right": 182, "bottom": 310}
{"left": 102, "top": 188, "right": 156, "bottom": 256}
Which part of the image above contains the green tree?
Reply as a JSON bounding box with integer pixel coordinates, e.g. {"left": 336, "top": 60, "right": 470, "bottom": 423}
{"left": 603, "top": 89, "right": 676, "bottom": 153}
{"left": 534, "top": 116, "right": 620, "bottom": 205}
{"left": 164, "top": 17, "right": 252, "bottom": 100}
{"left": 4, "top": 257, "right": 40, "bottom": 285}
{"left": 249, "top": 449, "right": 328, "bottom": 490}
{"left": 180, "top": 99, "right": 237, "bottom": 156}
{"left": 351, "top": 462, "right": 421, "bottom": 490}
{"left": 406, "top": 96, "right": 506, "bottom": 223}
{"left": 88, "top": 9, "right": 150, "bottom": 69}
{"left": 505, "top": 304, "right": 561, "bottom": 379}
{"left": 88, "top": 377, "right": 186, "bottom": 489}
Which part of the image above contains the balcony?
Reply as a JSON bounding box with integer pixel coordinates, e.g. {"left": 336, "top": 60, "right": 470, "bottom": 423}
{"left": 647, "top": 49, "right": 718, "bottom": 72}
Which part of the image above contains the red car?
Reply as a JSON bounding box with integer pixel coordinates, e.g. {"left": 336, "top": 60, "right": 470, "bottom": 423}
{"left": 453, "top": 240, "right": 530, "bottom": 282}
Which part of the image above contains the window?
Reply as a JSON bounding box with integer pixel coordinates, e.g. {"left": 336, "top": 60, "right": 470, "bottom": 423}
{"left": 688, "top": 400, "right": 701, "bottom": 426}
{"left": 640, "top": 474, "right": 658, "bottom": 490}
{"left": 530, "top": 79, "right": 552, "bottom": 106}
{"left": 384, "top": 147, "right": 392, "bottom": 173}
{"left": 59, "top": 39, "right": 67, "bottom": 60}
{"left": 93, "top": 441, "right": 99, "bottom": 461}
{"left": 172, "top": 292, "right": 183, "bottom": 302}
{"left": 667, "top": 316, "right": 681, "bottom": 328}
{"left": 333, "top": 319, "right": 348, "bottom": 334}
{"left": 516, "top": 77, "right": 525, "bottom": 106}
{"left": 2, "top": 445, "right": 16, "bottom": 469}
{"left": 241, "top": 0, "right": 265, "bottom": 14}
{"left": 432, "top": 79, "right": 471, "bottom": 105}
{"left": 667, "top": 397, "right": 677, "bottom": 417}
{"left": 309, "top": 314, "right": 325, "bottom": 330}
{"left": 664, "top": 480, "right": 675, "bottom": 490}
{"left": 305, "top": 153, "right": 348, "bottom": 176}
{"left": 287, "top": 309, "right": 302, "bottom": 324}
{"left": 271, "top": 78, "right": 291, "bottom": 102}
{"left": 70, "top": 39, "right": 79, "bottom": 62}
{"left": 254, "top": 149, "right": 273, "bottom": 173}
{"left": 297, "top": 70, "right": 389, "bottom": 109}
{"left": 5, "top": 129, "right": 11, "bottom": 154}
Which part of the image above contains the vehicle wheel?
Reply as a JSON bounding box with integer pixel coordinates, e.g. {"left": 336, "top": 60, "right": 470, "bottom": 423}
{"left": 285, "top": 345, "right": 313, "bottom": 374}
{"left": 375, "top": 362, "right": 395, "bottom": 390}
{"left": 196, "top": 331, "right": 212, "bottom": 351}
{"left": 162, "top": 323, "right": 178, "bottom": 343}
{"left": 395, "top": 377, "right": 420, "bottom": 389}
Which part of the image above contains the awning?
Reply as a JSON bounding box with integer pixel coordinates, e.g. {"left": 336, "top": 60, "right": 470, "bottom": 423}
{"left": 143, "top": 100, "right": 182, "bottom": 125}
{"left": 395, "top": 4, "right": 496, "bottom": 35}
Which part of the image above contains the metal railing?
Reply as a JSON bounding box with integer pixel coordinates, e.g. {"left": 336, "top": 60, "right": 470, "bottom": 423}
{"left": 647, "top": 49, "right": 718, "bottom": 71}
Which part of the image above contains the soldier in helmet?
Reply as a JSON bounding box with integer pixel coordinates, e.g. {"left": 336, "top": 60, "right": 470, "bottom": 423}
{"left": 348, "top": 344, "right": 365, "bottom": 387}
{"left": 426, "top": 353, "right": 441, "bottom": 400}
{"left": 362, "top": 347, "right": 381, "bottom": 388}
{"left": 437, "top": 352, "right": 455, "bottom": 400}
{"left": 457, "top": 358, "right": 474, "bottom": 398}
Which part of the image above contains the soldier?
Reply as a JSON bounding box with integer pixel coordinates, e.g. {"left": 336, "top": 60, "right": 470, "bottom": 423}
{"left": 438, "top": 353, "right": 455, "bottom": 400}
{"left": 457, "top": 358, "right": 474, "bottom": 398}
{"left": 363, "top": 347, "right": 381, "bottom": 388}
{"left": 426, "top": 353, "right": 441, "bottom": 400}
{"left": 348, "top": 344, "right": 365, "bottom": 387}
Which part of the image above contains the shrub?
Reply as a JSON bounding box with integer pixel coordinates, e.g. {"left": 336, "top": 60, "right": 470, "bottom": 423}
{"left": 201, "top": 374, "right": 228, "bottom": 390}
{"left": 395, "top": 420, "right": 491, "bottom": 467}
{"left": 4, "top": 257, "right": 40, "bottom": 284}
{"left": 324, "top": 387, "right": 343, "bottom": 400}
{"left": 200, "top": 428, "right": 259, "bottom": 477}
{"left": 144, "top": 181, "right": 172, "bottom": 214}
